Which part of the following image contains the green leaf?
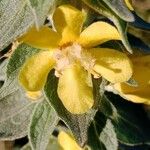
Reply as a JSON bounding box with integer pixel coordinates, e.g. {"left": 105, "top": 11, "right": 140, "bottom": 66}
{"left": 128, "top": 25, "right": 150, "bottom": 47}
{"left": 102, "top": 0, "right": 134, "bottom": 22}
{"left": 21, "top": 143, "right": 32, "bottom": 150}
{"left": 88, "top": 111, "right": 118, "bottom": 150}
{"left": 88, "top": 122, "right": 106, "bottom": 150}
{"left": 0, "top": 0, "right": 56, "bottom": 50}
{"left": 44, "top": 70, "right": 98, "bottom": 147}
{"left": 100, "top": 40, "right": 125, "bottom": 52}
{"left": 0, "top": 44, "right": 40, "bottom": 141}
{"left": 0, "top": 88, "right": 35, "bottom": 140}
{"left": 46, "top": 136, "right": 62, "bottom": 150}
{"left": 0, "top": 44, "right": 40, "bottom": 99}
{"left": 29, "top": 100, "right": 59, "bottom": 150}
{"left": 81, "top": 0, "right": 133, "bottom": 53}
{"left": 100, "top": 119, "right": 118, "bottom": 150}
{"left": 0, "top": 59, "right": 7, "bottom": 81}
{"left": 119, "top": 144, "right": 150, "bottom": 150}
{"left": 87, "top": 113, "right": 107, "bottom": 150}
{"left": 7, "top": 44, "right": 40, "bottom": 77}
{"left": 100, "top": 92, "right": 150, "bottom": 145}
{"left": 21, "top": 136, "right": 62, "bottom": 150}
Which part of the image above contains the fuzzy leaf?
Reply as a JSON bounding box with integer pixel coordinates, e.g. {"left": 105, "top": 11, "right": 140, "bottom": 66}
{"left": 21, "top": 136, "right": 61, "bottom": 150}
{"left": 102, "top": 0, "right": 134, "bottom": 22}
{"left": 100, "top": 92, "right": 150, "bottom": 145}
{"left": 46, "top": 136, "right": 62, "bottom": 150}
{"left": 87, "top": 113, "right": 107, "bottom": 150}
{"left": 44, "top": 70, "right": 98, "bottom": 147}
{"left": 88, "top": 123, "right": 106, "bottom": 150}
{"left": 0, "top": 0, "right": 56, "bottom": 50}
{"left": 0, "top": 44, "right": 40, "bottom": 99}
{"left": 88, "top": 111, "right": 118, "bottom": 150}
{"left": 21, "top": 143, "right": 32, "bottom": 150}
{"left": 0, "top": 44, "right": 40, "bottom": 141}
{"left": 82, "top": 0, "right": 133, "bottom": 53}
{"left": 29, "top": 100, "right": 59, "bottom": 150}
{"left": 100, "top": 119, "right": 118, "bottom": 150}
{"left": 0, "top": 88, "right": 35, "bottom": 140}
{"left": 0, "top": 45, "right": 40, "bottom": 140}
{"left": 0, "top": 59, "right": 7, "bottom": 81}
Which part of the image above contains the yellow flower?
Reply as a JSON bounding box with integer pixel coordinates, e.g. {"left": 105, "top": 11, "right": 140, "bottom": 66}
{"left": 18, "top": 5, "right": 132, "bottom": 114}
{"left": 124, "top": 0, "right": 134, "bottom": 11}
{"left": 58, "top": 131, "right": 83, "bottom": 150}
{"left": 114, "top": 55, "right": 150, "bottom": 105}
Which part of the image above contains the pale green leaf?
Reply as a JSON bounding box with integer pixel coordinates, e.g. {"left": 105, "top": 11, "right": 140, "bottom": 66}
{"left": 0, "top": 44, "right": 40, "bottom": 99}
{"left": 21, "top": 143, "right": 32, "bottom": 150}
{"left": 0, "top": 44, "right": 40, "bottom": 141}
{"left": 29, "top": 100, "right": 59, "bottom": 150}
{"left": 100, "top": 119, "right": 118, "bottom": 150}
{"left": 0, "top": 0, "right": 56, "bottom": 50}
{"left": 87, "top": 114, "right": 107, "bottom": 150}
{"left": 102, "top": 0, "right": 134, "bottom": 22}
{"left": 0, "top": 59, "right": 7, "bottom": 81}
{"left": 21, "top": 136, "right": 62, "bottom": 150}
{"left": 0, "top": 89, "right": 35, "bottom": 140}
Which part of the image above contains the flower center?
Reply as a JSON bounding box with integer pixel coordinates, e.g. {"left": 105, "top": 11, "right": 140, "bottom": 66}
{"left": 53, "top": 43, "right": 96, "bottom": 77}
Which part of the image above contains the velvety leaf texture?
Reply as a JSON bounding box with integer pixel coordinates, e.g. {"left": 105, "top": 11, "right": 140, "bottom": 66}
{"left": 21, "top": 136, "right": 61, "bottom": 150}
{"left": 0, "top": 0, "right": 55, "bottom": 51}
{"left": 29, "top": 100, "right": 59, "bottom": 150}
{"left": 87, "top": 113, "right": 107, "bottom": 150}
{"left": 0, "top": 44, "right": 40, "bottom": 99}
{"left": 102, "top": 0, "right": 134, "bottom": 22}
{"left": 0, "top": 89, "right": 35, "bottom": 140}
{"left": 0, "top": 59, "right": 7, "bottom": 81}
{"left": 88, "top": 111, "right": 118, "bottom": 150}
{"left": 100, "top": 119, "right": 118, "bottom": 150}
{"left": 0, "top": 44, "right": 41, "bottom": 140}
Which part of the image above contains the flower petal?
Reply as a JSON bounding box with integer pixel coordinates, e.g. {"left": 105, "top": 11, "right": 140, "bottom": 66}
{"left": 19, "top": 26, "right": 61, "bottom": 50}
{"left": 114, "top": 85, "right": 150, "bottom": 105}
{"left": 88, "top": 48, "right": 132, "bottom": 83}
{"left": 125, "top": 0, "right": 134, "bottom": 11}
{"left": 57, "top": 64, "right": 94, "bottom": 114}
{"left": 19, "top": 51, "right": 55, "bottom": 91}
{"left": 53, "top": 5, "right": 85, "bottom": 45}
{"left": 114, "top": 55, "right": 150, "bottom": 105}
{"left": 58, "top": 131, "right": 83, "bottom": 150}
{"left": 26, "top": 91, "right": 42, "bottom": 100}
{"left": 78, "top": 22, "right": 120, "bottom": 48}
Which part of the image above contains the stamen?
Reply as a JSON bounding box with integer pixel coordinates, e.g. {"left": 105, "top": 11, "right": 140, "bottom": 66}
{"left": 69, "top": 43, "right": 82, "bottom": 59}
{"left": 53, "top": 43, "right": 99, "bottom": 77}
